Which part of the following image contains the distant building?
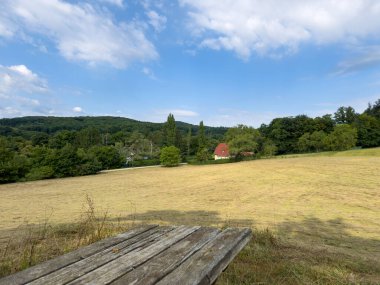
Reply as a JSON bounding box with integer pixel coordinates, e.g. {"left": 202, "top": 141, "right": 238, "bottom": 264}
{"left": 214, "top": 143, "right": 230, "bottom": 160}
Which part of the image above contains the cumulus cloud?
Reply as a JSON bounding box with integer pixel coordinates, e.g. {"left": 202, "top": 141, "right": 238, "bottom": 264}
{"left": 0, "top": 0, "right": 158, "bottom": 68}
{"left": 0, "top": 64, "right": 52, "bottom": 117}
{"left": 0, "top": 64, "right": 48, "bottom": 96}
{"left": 146, "top": 10, "right": 167, "bottom": 32}
{"left": 73, "top": 106, "right": 83, "bottom": 113}
{"left": 180, "top": 0, "right": 380, "bottom": 59}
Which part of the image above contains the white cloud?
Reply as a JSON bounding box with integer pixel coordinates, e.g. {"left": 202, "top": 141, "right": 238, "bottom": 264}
{"left": 99, "top": 0, "right": 124, "bottom": 8}
{"left": 334, "top": 46, "right": 380, "bottom": 75}
{"left": 285, "top": 95, "right": 380, "bottom": 122}
{"left": 10, "top": 65, "right": 35, "bottom": 77}
{"left": 0, "top": 64, "right": 48, "bottom": 96}
{"left": 180, "top": 0, "right": 380, "bottom": 59}
{"left": 139, "top": 108, "right": 199, "bottom": 124}
{"left": 141, "top": 0, "right": 166, "bottom": 11}
{"left": 146, "top": 10, "right": 167, "bottom": 32}
{"left": 73, "top": 106, "right": 83, "bottom": 113}
{"left": 155, "top": 109, "right": 199, "bottom": 118}
{"left": 168, "top": 109, "right": 199, "bottom": 117}
{"left": 142, "top": 67, "right": 157, "bottom": 80}
{"left": 0, "top": 64, "right": 52, "bottom": 118}
{"left": 205, "top": 109, "right": 282, "bottom": 127}
{"left": 0, "top": 106, "right": 22, "bottom": 117}
{"left": 0, "top": 19, "right": 15, "bottom": 38}
{"left": 0, "top": 0, "right": 158, "bottom": 68}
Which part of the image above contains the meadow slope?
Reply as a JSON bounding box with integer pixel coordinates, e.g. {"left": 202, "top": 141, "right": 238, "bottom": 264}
{"left": 0, "top": 149, "right": 379, "bottom": 282}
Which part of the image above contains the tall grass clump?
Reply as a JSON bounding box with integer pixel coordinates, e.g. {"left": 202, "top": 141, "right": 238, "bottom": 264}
{"left": 0, "top": 195, "right": 128, "bottom": 278}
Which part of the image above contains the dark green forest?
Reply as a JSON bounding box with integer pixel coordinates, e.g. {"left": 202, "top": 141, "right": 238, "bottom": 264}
{"left": 1, "top": 99, "right": 379, "bottom": 184}
{"left": 0, "top": 116, "right": 227, "bottom": 183}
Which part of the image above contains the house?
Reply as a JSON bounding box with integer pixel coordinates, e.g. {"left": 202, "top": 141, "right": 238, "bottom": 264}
{"left": 214, "top": 143, "right": 230, "bottom": 160}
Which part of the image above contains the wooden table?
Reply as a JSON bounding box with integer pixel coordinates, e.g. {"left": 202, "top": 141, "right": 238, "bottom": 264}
{"left": 0, "top": 225, "right": 252, "bottom": 285}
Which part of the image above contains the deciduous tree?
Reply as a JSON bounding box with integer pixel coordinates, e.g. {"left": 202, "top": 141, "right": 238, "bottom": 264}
{"left": 334, "top": 106, "right": 357, "bottom": 124}
{"left": 354, "top": 114, "right": 380, "bottom": 148}
{"left": 160, "top": 146, "right": 181, "bottom": 167}
{"left": 225, "top": 125, "right": 261, "bottom": 156}
{"left": 325, "top": 124, "right": 357, "bottom": 151}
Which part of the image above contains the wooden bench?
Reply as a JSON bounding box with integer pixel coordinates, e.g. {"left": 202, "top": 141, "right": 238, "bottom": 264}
{"left": 0, "top": 225, "right": 252, "bottom": 285}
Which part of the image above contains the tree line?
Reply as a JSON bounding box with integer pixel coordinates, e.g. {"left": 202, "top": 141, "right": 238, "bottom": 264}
{"left": 1, "top": 99, "right": 379, "bottom": 183}
{"left": 259, "top": 101, "right": 380, "bottom": 154}
{"left": 0, "top": 117, "right": 226, "bottom": 183}
{"left": 161, "top": 99, "right": 380, "bottom": 165}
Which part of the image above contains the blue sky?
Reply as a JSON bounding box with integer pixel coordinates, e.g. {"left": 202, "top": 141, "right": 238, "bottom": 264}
{"left": 1, "top": 0, "right": 380, "bottom": 127}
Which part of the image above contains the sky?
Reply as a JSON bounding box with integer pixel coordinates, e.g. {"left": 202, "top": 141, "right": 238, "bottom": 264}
{"left": 1, "top": 0, "right": 380, "bottom": 127}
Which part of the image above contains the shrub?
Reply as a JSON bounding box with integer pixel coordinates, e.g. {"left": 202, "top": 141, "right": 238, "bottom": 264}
{"left": 298, "top": 131, "right": 327, "bottom": 153}
{"left": 88, "top": 146, "right": 125, "bottom": 170}
{"left": 196, "top": 147, "right": 210, "bottom": 162}
{"left": 26, "top": 166, "right": 54, "bottom": 181}
{"left": 325, "top": 124, "right": 357, "bottom": 151}
{"left": 160, "top": 146, "right": 181, "bottom": 167}
{"left": 261, "top": 141, "right": 277, "bottom": 156}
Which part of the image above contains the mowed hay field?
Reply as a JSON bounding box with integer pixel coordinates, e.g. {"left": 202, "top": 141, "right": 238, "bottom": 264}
{"left": 1, "top": 148, "right": 380, "bottom": 283}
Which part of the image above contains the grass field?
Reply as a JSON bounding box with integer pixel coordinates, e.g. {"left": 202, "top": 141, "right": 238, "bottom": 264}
{"left": 1, "top": 148, "right": 380, "bottom": 283}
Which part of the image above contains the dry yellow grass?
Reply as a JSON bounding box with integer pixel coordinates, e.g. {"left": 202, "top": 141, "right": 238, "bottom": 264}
{"left": 1, "top": 153, "right": 379, "bottom": 266}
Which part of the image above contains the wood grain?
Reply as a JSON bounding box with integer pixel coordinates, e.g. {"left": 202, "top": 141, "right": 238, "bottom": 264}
{"left": 111, "top": 227, "right": 221, "bottom": 285}
{"left": 0, "top": 225, "right": 157, "bottom": 285}
{"left": 68, "top": 226, "right": 200, "bottom": 285}
{"left": 156, "top": 228, "right": 252, "bottom": 285}
{"left": 0, "top": 226, "right": 252, "bottom": 285}
{"left": 28, "top": 226, "right": 173, "bottom": 285}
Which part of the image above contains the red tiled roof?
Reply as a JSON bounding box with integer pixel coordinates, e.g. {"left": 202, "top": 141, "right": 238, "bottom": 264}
{"left": 214, "top": 143, "right": 230, "bottom": 157}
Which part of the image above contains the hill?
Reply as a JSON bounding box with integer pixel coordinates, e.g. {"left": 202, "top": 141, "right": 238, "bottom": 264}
{"left": 0, "top": 116, "right": 228, "bottom": 139}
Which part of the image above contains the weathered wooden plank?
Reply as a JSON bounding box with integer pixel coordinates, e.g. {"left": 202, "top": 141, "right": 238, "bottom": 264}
{"left": 28, "top": 226, "right": 174, "bottom": 285}
{"left": 68, "top": 225, "right": 200, "bottom": 285}
{"left": 111, "top": 227, "right": 221, "bottom": 285}
{"left": 0, "top": 225, "right": 157, "bottom": 285}
{"left": 156, "top": 228, "right": 252, "bottom": 285}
